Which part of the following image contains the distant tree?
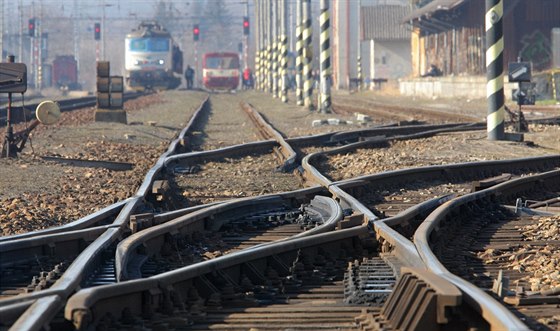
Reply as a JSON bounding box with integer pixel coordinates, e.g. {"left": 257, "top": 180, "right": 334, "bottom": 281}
{"left": 203, "top": 0, "right": 234, "bottom": 52}
{"left": 152, "top": 0, "right": 180, "bottom": 33}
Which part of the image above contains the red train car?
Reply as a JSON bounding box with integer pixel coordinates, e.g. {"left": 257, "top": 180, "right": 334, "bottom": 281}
{"left": 202, "top": 52, "right": 240, "bottom": 91}
{"left": 52, "top": 56, "right": 80, "bottom": 89}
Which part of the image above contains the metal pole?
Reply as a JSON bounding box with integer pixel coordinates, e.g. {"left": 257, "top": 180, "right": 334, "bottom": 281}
{"left": 280, "top": 0, "right": 288, "bottom": 103}
{"left": 272, "top": 0, "right": 278, "bottom": 98}
{"left": 3, "top": 55, "right": 15, "bottom": 158}
{"left": 102, "top": 0, "right": 106, "bottom": 60}
{"left": 37, "top": 5, "right": 42, "bottom": 89}
{"left": 194, "top": 43, "right": 198, "bottom": 88}
{"left": 244, "top": 2, "right": 249, "bottom": 71}
{"left": 258, "top": 0, "right": 265, "bottom": 91}
{"left": 357, "top": 0, "right": 362, "bottom": 90}
{"left": 295, "top": 0, "right": 303, "bottom": 105}
{"left": 485, "top": 0, "right": 505, "bottom": 140}
{"left": 0, "top": 0, "right": 4, "bottom": 60}
{"left": 302, "top": 0, "right": 313, "bottom": 110}
{"left": 319, "top": 0, "right": 331, "bottom": 113}
{"left": 255, "top": 0, "right": 260, "bottom": 90}
{"left": 18, "top": 0, "right": 22, "bottom": 63}
{"left": 73, "top": 0, "right": 80, "bottom": 78}
{"left": 267, "top": 0, "right": 273, "bottom": 94}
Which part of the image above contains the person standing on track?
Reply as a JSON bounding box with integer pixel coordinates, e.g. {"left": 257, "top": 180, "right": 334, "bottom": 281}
{"left": 185, "top": 65, "right": 195, "bottom": 90}
{"left": 242, "top": 67, "right": 253, "bottom": 90}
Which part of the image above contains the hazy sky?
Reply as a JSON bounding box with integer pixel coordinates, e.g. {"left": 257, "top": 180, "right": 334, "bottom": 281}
{"left": 14, "top": 0, "right": 248, "bottom": 19}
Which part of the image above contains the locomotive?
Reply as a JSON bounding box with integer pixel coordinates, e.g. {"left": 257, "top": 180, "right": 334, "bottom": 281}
{"left": 124, "top": 21, "right": 183, "bottom": 91}
{"left": 52, "top": 55, "right": 80, "bottom": 90}
{"left": 202, "top": 52, "right": 240, "bottom": 91}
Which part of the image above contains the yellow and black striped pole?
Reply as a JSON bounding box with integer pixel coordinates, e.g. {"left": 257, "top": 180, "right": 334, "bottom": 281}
{"left": 267, "top": 44, "right": 273, "bottom": 93}
{"left": 271, "top": 0, "right": 279, "bottom": 98}
{"left": 267, "top": 0, "right": 273, "bottom": 93}
{"left": 319, "top": 0, "right": 331, "bottom": 113}
{"left": 485, "top": 0, "right": 505, "bottom": 140}
{"left": 357, "top": 0, "right": 362, "bottom": 90}
{"left": 280, "top": 0, "right": 289, "bottom": 103}
{"left": 302, "top": 0, "right": 314, "bottom": 110}
{"left": 357, "top": 56, "right": 362, "bottom": 90}
{"left": 255, "top": 50, "right": 261, "bottom": 91}
{"left": 295, "top": 0, "right": 304, "bottom": 105}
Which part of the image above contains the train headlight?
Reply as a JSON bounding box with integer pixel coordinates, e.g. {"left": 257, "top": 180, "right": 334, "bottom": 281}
{"left": 158, "top": 59, "right": 165, "bottom": 65}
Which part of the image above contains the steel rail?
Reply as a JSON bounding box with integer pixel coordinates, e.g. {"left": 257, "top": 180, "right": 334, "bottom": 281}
{"left": 65, "top": 225, "right": 371, "bottom": 330}
{"left": 0, "top": 299, "right": 35, "bottom": 328}
{"left": 0, "top": 92, "right": 146, "bottom": 125}
{"left": 327, "top": 122, "right": 483, "bottom": 144}
{"left": 240, "top": 101, "right": 297, "bottom": 171}
{"left": 9, "top": 295, "right": 63, "bottom": 331}
{"left": 164, "top": 139, "right": 278, "bottom": 167}
{"left": 114, "top": 187, "right": 336, "bottom": 281}
{"left": 414, "top": 170, "right": 560, "bottom": 330}
{"left": 0, "top": 95, "right": 211, "bottom": 330}
{"left": 63, "top": 195, "right": 457, "bottom": 330}
{"left": 167, "top": 95, "right": 210, "bottom": 154}
{"left": 0, "top": 200, "right": 129, "bottom": 244}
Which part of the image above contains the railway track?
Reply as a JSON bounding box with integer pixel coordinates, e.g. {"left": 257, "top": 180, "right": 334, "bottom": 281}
{"left": 428, "top": 171, "right": 560, "bottom": 330}
{"left": 1, "top": 91, "right": 558, "bottom": 330}
{"left": 414, "top": 169, "right": 560, "bottom": 331}
{"left": 0, "top": 92, "right": 146, "bottom": 125}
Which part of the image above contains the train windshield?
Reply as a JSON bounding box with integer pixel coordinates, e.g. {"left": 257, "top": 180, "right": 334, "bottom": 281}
{"left": 129, "top": 38, "right": 169, "bottom": 52}
{"left": 205, "top": 56, "right": 239, "bottom": 69}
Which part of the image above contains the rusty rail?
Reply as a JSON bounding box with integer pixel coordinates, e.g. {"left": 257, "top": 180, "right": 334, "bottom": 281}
{"left": 414, "top": 170, "right": 560, "bottom": 330}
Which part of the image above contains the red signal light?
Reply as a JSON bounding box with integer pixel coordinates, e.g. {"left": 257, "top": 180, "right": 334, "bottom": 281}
{"left": 193, "top": 24, "right": 200, "bottom": 41}
{"left": 94, "top": 22, "right": 101, "bottom": 40}
{"left": 28, "top": 18, "right": 36, "bottom": 37}
{"left": 243, "top": 17, "right": 249, "bottom": 35}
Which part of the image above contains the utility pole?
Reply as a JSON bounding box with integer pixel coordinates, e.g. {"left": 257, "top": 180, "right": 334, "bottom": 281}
{"left": 272, "top": 0, "right": 278, "bottom": 98}
{"left": 295, "top": 0, "right": 303, "bottom": 105}
{"left": 37, "top": 2, "right": 43, "bottom": 89}
{"left": 357, "top": 0, "right": 362, "bottom": 90}
{"left": 73, "top": 0, "right": 80, "bottom": 78}
{"left": 18, "top": 0, "right": 23, "bottom": 63}
{"left": 254, "top": 0, "right": 260, "bottom": 90}
{"left": 280, "top": 0, "right": 288, "bottom": 103}
{"left": 244, "top": 1, "right": 249, "bottom": 70}
{"left": 319, "top": 0, "right": 331, "bottom": 113}
{"left": 0, "top": 0, "right": 4, "bottom": 60}
{"left": 485, "top": 0, "right": 505, "bottom": 140}
{"left": 302, "top": 0, "right": 313, "bottom": 110}
{"left": 267, "top": 0, "right": 273, "bottom": 94}
{"left": 102, "top": 0, "right": 106, "bottom": 60}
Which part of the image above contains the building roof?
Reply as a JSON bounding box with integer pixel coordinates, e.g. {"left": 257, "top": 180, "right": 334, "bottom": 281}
{"left": 361, "top": 5, "right": 412, "bottom": 41}
{"left": 402, "top": 0, "right": 466, "bottom": 22}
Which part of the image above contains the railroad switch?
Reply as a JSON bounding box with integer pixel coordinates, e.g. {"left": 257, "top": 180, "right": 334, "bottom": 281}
{"left": 338, "top": 213, "right": 365, "bottom": 229}
{"left": 130, "top": 213, "right": 155, "bottom": 233}
{"left": 152, "top": 180, "right": 170, "bottom": 202}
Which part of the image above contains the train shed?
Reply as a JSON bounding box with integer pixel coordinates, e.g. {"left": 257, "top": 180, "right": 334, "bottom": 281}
{"left": 403, "top": 0, "right": 560, "bottom": 77}
{"left": 400, "top": 0, "right": 560, "bottom": 99}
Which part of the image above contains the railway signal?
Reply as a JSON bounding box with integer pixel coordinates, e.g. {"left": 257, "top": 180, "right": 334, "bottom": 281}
{"left": 28, "top": 18, "right": 35, "bottom": 37}
{"left": 193, "top": 24, "right": 200, "bottom": 42}
{"left": 94, "top": 23, "right": 101, "bottom": 40}
{"left": 243, "top": 16, "right": 250, "bottom": 35}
